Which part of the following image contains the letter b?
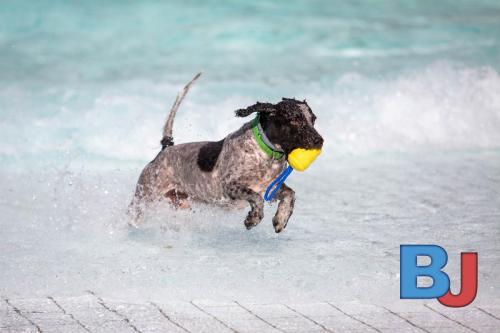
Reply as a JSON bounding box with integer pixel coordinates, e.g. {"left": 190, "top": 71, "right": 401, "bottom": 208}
{"left": 400, "top": 245, "right": 450, "bottom": 299}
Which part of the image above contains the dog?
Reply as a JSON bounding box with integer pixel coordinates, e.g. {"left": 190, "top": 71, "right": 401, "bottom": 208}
{"left": 129, "top": 74, "right": 324, "bottom": 232}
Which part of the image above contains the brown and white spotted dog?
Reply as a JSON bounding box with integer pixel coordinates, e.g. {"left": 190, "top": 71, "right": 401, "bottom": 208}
{"left": 129, "top": 77, "right": 323, "bottom": 233}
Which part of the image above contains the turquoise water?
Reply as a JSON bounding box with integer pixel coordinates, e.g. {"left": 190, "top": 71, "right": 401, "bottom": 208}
{"left": 1, "top": 0, "right": 500, "bottom": 167}
{"left": 2, "top": 0, "right": 500, "bottom": 83}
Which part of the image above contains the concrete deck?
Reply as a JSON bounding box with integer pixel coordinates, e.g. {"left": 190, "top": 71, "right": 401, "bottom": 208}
{"left": 1, "top": 293, "right": 498, "bottom": 332}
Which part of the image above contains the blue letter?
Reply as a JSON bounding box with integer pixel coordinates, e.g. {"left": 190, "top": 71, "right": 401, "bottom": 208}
{"left": 400, "top": 245, "right": 450, "bottom": 299}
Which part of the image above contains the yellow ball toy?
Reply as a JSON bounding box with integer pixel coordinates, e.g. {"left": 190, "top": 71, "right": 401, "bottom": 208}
{"left": 287, "top": 148, "right": 322, "bottom": 171}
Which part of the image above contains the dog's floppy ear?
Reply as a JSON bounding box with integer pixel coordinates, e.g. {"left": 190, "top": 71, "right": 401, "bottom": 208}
{"left": 235, "top": 102, "right": 276, "bottom": 117}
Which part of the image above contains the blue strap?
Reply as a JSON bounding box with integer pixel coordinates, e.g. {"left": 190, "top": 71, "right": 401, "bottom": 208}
{"left": 264, "top": 166, "right": 293, "bottom": 201}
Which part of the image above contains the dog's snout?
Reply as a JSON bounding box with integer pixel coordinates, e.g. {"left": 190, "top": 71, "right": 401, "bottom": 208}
{"left": 314, "top": 135, "right": 324, "bottom": 147}
{"left": 309, "top": 126, "right": 324, "bottom": 149}
{"left": 299, "top": 126, "right": 323, "bottom": 150}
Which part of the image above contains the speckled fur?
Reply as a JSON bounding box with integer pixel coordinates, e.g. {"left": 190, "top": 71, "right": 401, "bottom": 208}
{"left": 130, "top": 98, "right": 323, "bottom": 232}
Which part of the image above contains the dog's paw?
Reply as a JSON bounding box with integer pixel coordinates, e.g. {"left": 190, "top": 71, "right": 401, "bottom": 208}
{"left": 244, "top": 210, "right": 263, "bottom": 230}
{"left": 272, "top": 215, "right": 289, "bottom": 233}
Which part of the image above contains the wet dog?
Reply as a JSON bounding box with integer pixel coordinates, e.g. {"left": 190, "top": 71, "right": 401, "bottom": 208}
{"left": 129, "top": 74, "right": 323, "bottom": 232}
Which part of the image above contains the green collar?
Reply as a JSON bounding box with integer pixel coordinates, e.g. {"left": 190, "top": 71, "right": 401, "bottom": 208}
{"left": 251, "top": 114, "right": 284, "bottom": 160}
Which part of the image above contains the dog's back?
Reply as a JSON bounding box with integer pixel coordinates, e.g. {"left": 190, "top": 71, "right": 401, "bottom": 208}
{"left": 151, "top": 141, "right": 226, "bottom": 201}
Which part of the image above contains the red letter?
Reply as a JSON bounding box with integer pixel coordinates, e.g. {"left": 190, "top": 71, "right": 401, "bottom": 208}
{"left": 438, "top": 252, "right": 478, "bottom": 307}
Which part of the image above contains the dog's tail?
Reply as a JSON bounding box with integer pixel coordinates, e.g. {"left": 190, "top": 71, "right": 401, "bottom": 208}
{"left": 161, "top": 72, "right": 202, "bottom": 149}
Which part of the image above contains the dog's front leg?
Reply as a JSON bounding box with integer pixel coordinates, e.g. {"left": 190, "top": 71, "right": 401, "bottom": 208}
{"left": 272, "top": 183, "right": 295, "bottom": 233}
{"left": 225, "top": 182, "right": 264, "bottom": 230}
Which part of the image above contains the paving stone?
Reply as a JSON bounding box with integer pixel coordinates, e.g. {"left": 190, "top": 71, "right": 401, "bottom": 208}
{"left": 477, "top": 305, "right": 500, "bottom": 320}
{"left": 85, "top": 320, "right": 139, "bottom": 333}
{"left": 288, "top": 302, "right": 343, "bottom": 317}
{"left": 7, "top": 298, "right": 60, "bottom": 314}
{"left": 264, "top": 315, "right": 323, "bottom": 332}
{"left": 355, "top": 311, "right": 413, "bottom": 330}
{"left": 200, "top": 304, "right": 256, "bottom": 321}
{"left": 110, "top": 302, "right": 188, "bottom": 333}
{"left": 39, "top": 323, "right": 90, "bottom": 333}
{"left": 6, "top": 298, "right": 81, "bottom": 332}
{"left": 0, "top": 297, "right": 498, "bottom": 332}
{"left": 312, "top": 315, "right": 378, "bottom": 331}
{"left": 425, "top": 327, "right": 480, "bottom": 333}
{"left": 153, "top": 301, "right": 210, "bottom": 319}
{"left": 2, "top": 299, "right": 44, "bottom": 333}
{"left": 425, "top": 304, "right": 500, "bottom": 332}
{"left": 52, "top": 296, "right": 118, "bottom": 324}
{"left": 240, "top": 303, "right": 297, "bottom": 319}
{"left": 390, "top": 311, "right": 461, "bottom": 330}
{"left": 224, "top": 319, "right": 281, "bottom": 333}
{"left": 379, "top": 328, "right": 426, "bottom": 333}
{"left": 170, "top": 316, "right": 235, "bottom": 333}
{"left": 332, "top": 302, "right": 386, "bottom": 315}
{"left": 0, "top": 327, "right": 40, "bottom": 333}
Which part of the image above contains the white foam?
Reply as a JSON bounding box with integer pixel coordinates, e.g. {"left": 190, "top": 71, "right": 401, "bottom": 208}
{"left": 311, "top": 62, "right": 500, "bottom": 157}
{"left": 2, "top": 62, "right": 499, "bottom": 170}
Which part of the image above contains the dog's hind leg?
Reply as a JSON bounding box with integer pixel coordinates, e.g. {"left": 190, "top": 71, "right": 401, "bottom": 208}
{"left": 271, "top": 183, "right": 295, "bottom": 233}
{"left": 128, "top": 161, "right": 166, "bottom": 227}
{"left": 128, "top": 196, "right": 146, "bottom": 228}
{"left": 128, "top": 182, "right": 152, "bottom": 228}
{"left": 224, "top": 182, "right": 264, "bottom": 230}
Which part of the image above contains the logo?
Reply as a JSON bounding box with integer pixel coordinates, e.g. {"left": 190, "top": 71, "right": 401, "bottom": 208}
{"left": 400, "top": 245, "right": 478, "bottom": 307}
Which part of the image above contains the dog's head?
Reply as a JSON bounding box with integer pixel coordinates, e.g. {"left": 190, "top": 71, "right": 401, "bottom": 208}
{"left": 236, "top": 98, "right": 324, "bottom": 155}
